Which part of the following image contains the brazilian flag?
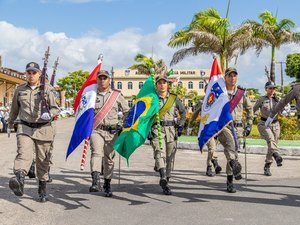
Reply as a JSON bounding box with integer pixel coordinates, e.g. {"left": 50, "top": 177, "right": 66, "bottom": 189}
{"left": 114, "top": 75, "right": 159, "bottom": 161}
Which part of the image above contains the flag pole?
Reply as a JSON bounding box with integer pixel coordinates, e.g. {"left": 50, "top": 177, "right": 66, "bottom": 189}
{"left": 243, "top": 135, "right": 247, "bottom": 187}
{"left": 150, "top": 68, "right": 163, "bottom": 150}
{"left": 80, "top": 54, "right": 103, "bottom": 170}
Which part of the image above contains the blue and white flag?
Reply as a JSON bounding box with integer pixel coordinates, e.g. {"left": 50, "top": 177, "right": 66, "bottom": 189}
{"left": 66, "top": 62, "right": 101, "bottom": 159}
{"left": 198, "top": 58, "right": 233, "bottom": 152}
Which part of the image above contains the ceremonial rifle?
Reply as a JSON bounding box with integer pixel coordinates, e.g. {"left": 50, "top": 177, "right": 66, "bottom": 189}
{"left": 40, "top": 46, "right": 51, "bottom": 118}
{"left": 50, "top": 57, "right": 59, "bottom": 86}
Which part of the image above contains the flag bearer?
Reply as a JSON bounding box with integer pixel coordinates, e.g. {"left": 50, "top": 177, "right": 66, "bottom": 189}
{"left": 150, "top": 74, "right": 186, "bottom": 195}
{"left": 89, "top": 70, "right": 129, "bottom": 197}
{"left": 218, "top": 67, "right": 253, "bottom": 193}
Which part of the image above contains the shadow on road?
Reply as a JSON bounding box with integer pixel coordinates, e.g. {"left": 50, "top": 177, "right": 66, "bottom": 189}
{"left": 1, "top": 167, "right": 300, "bottom": 211}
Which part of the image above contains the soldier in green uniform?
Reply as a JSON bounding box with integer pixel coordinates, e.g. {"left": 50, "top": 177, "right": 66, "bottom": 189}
{"left": 89, "top": 70, "right": 129, "bottom": 197}
{"left": 7, "top": 62, "right": 59, "bottom": 202}
{"left": 218, "top": 67, "right": 253, "bottom": 193}
{"left": 253, "top": 81, "right": 282, "bottom": 176}
{"left": 150, "top": 74, "right": 186, "bottom": 195}
{"left": 187, "top": 99, "right": 222, "bottom": 177}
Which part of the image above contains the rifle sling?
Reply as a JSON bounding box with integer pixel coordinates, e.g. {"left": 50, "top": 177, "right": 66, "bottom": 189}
{"left": 229, "top": 87, "right": 245, "bottom": 113}
{"left": 156, "top": 93, "right": 177, "bottom": 122}
{"left": 93, "top": 90, "right": 120, "bottom": 130}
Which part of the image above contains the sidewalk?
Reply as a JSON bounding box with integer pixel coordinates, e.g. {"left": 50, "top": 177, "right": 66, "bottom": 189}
{"left": 174, "top": 136, "right": 300, "bottom": 156}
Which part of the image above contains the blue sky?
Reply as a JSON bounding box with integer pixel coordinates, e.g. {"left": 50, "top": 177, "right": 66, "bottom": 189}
{"left": 0, "top": 0, "right": 299, "bottom": 91}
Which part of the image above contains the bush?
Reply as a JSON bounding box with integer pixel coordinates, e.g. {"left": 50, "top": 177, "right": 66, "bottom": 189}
{"left": 184, "top": 111, "right": 300, "bottom": 140}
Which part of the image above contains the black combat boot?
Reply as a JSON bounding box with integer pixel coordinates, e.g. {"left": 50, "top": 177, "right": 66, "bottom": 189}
{"left": 227, "top": 175, "right": 236, "bottom": 193}
{"left": 211, "top": 159, "right": 222, "bottom": 174}
{"left": 38, "top": 180, "right": 48, "bottom": 202}
{"left": 47, "top": 168, "right": 53, "bottom": 183}
{"left": 103, "top": 178, "right": 112, "bottom": 197}
{"left": 264, "top": 163, "right": 272, "bottom": 176}
{"left": 9, "top": 171, "right": 25, "bottom": 196}
{"left": 89, "top": 172, "right": 101, "bottom": 192}
{"left": 158, "top": 168, "right": 172, "bottom": 195}
{"left": 206, "top": 166, "right": 214, "bottom": 177}
{"left": 272, "top": 152, "right": 283, "bottom": 167}
{"left": 27, "top": 161, "right": 36, "bottom": 179}
{"left": 229, "top": 159, "right": 242, "bottom": 180}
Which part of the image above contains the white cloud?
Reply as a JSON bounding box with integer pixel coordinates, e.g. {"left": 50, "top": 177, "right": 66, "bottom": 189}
{"left": 0, "top": 20, "right": 299, "bottom": 92}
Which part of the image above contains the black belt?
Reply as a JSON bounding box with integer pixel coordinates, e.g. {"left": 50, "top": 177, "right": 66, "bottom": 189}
{"left": 98, "top": 124, "right": 116, "bottom": 131}
{"left": 20, "top": 120, "right": 50, "bottom": 128}
{"left": 154, "top": 120, "right": 175, "bottom": 126}
{"left": 260, "top": 117, "right": 278, "bottom": 123}
{"left": 233, "top": 122, "right": 243, "bottom": 128}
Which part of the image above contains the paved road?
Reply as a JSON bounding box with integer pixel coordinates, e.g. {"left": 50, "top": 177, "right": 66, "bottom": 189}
{"left": 1, "top": 118, "right": 300, "bottom": 225}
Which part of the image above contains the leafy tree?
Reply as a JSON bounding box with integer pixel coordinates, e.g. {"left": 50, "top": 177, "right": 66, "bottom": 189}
{"left": 56, "top": 70, "right": 90, "bottom": 103}
{"left": 286, "top": 53, "right": 300, "bottom": 81}
{"left": 245, "top": 11, "right": 300, "bottom": 82}
{"left": 129, "top": 53, "right": 167, "bottom": 75}
{"left": 168, "top": 8, "right": 260, "bottom": 71}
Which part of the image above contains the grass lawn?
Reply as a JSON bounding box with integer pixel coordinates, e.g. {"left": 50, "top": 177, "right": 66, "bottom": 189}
{"left": 178, "top": 136, "right": 300, "bottom": 147}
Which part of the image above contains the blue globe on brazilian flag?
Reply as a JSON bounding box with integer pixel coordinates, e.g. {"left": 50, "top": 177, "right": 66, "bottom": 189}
{"left": 114, "top": 75, "right": 159, "bottom": 161}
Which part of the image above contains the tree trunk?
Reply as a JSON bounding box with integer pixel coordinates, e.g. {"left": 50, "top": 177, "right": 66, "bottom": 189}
{"left": 270, "top": 46, "right": 276, "bottom": 82}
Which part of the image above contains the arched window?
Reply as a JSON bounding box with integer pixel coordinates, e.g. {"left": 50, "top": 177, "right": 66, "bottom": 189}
{"left": 128, "top": 82, "right": 133, "bottom": 89}
{"left": 128, "top": 100, "right": 133, "bottom": 108}
{"left": 178, "top": 81, "right": 183, "bottom": 86}
{"left": 199, "top": 81, "right": 204, "bottom": 89}
{"left": 117, "top": 82, "right": 122, "bottom": 89}
{"left": 139, "top": 82, "right": 143, "bottom": 89}
{"left": 188, "top": 100, "right": 193, "bottom": 107}
{"left": 188, "top": 81, "right": 193, "bottom": 89}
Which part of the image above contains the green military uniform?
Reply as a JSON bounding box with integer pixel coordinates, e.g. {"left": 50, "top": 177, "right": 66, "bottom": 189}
{"left": 218, "top": 85, "right": 253, "bottom": 176}
{"left": 187, "top": 100, "right": 221, "bottom": 176}
{"left": 269, "top": 83, "right": 300, "bottom": 128}
{"left": 89, "top": 88, "right": 129, "bottom": 194}
{"left": 8, "top": 83, "right": 59, "bottom": 180}
{"left": 151, "top": 93, "right": 186, "bottom": 179}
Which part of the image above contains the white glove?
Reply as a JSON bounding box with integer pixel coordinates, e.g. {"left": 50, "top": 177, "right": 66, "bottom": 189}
{"left": 41, "top": 112, "right": 51, "bottom": 121}
{"left": 265, "top": 117, "right": 273, "bottom": 127}
{"left": 186, "top": 127, "right": 193, "bottom": 136}
{"left": 7, "top": 128, "right": 11, "bottom": 138}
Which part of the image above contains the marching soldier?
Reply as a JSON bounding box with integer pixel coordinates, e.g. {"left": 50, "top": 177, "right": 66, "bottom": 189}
{"left": 7, "top": 62, "right": 59, "bottom": 202}
{"left": 218, "top": 67, "right": 253, "bottom": 193}
{"left": 266, "top": 83, "right": 300, "bottom": 130}
{"left": 253, "top": 81, "right": 282, "bottom": 176}
{"left": 187, "top": 99, "right": 222, "bottom": 177}
{"left": 150, "top": 74, "right": 186, "bottom": 195}
{"left": 89, "top": 70, "right": 129, "bottom": 197}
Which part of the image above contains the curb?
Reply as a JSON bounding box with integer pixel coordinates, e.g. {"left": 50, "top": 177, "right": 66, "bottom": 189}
{"left": 144, "top": 141, "right": 300, "bottom": 156}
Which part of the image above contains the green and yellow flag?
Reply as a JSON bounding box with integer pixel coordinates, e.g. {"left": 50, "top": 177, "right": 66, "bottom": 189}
{"left": 114, "top": 75, "right": 159, "bottom": 161}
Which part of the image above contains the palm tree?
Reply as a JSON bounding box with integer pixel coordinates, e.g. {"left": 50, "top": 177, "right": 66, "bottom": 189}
{"left": 168, "top": 8, "right": 260, "bottom": 72}
{"left": 245, "top": 11, "right": 300, "bottom": 82}
{"left": 129, "top": 53, "right": 167, "bottom": 75}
